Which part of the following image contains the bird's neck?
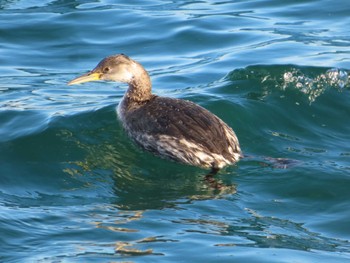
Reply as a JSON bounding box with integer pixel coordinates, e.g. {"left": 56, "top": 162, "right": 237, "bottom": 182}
{"left": 126, "top": 68, "right": 153, "bottom": 102}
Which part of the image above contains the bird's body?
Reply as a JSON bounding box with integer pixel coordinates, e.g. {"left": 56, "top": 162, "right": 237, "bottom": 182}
{"left": 68, "top": 54, "right": 241, "bottom": 171}
{"left": 118, "top": 95, "right": 241, "bottom": 169}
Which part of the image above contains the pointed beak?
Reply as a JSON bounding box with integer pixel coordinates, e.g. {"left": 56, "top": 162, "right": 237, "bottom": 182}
{"left": 67, "top": 72, "right": 102, "bottom": 85}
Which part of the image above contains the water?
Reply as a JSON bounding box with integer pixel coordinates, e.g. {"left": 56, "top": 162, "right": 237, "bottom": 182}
{"left": 1, "top": 0, "right": 350, "bottom": 262}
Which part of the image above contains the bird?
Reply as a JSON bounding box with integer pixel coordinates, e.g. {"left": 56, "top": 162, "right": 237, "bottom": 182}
{"left": 68, "top": 54, "right": 242, "bottom": 175}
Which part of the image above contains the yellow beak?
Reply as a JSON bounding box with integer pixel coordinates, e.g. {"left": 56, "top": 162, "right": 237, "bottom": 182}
{"left": 67, "top": 72, "right": 101, "bottom": 85}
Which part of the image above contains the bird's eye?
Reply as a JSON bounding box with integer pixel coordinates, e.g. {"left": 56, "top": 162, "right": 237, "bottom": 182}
{"left": 103, "top": 67, "right": 110, "bottom": 73}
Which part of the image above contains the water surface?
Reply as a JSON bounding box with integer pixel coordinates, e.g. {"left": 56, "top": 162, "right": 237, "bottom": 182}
{"left": 1, "top": 0, "right": 350, "bottom": 262}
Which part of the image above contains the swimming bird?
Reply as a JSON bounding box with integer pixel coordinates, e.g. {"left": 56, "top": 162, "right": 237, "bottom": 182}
{"left": 68, "top": 54, "right": 242, "bottom": 174}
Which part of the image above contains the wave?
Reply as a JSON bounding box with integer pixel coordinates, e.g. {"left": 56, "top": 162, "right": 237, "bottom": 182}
{"left": 227, "top": 65, "right": 349, "bottom": 102}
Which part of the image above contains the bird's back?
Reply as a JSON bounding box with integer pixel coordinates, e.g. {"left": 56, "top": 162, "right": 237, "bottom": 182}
{"left": 118, "top": 96, "right": 241, "bottom": 169}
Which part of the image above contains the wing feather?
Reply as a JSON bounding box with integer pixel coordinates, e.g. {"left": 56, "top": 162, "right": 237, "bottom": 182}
{"left": 123, "top": 96, "right": 240, "bottom": 159}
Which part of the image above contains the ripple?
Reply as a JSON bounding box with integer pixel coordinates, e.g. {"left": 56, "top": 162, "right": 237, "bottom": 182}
{"left": 1, "top": 0, "right": 350, "bottom": 262}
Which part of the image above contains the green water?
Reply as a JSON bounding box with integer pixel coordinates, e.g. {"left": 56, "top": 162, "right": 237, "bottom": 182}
{"left": 0, "top": 0, "right": 349, "bottom": 262}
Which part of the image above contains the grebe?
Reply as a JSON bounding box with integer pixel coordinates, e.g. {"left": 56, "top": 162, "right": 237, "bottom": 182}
{"left": 68, "top": 54, "right": 242, "bottom": 174}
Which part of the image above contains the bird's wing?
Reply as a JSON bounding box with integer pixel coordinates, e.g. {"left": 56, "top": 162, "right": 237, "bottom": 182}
{"left": 123, "top": 96, "right": 239, "bottom": 155}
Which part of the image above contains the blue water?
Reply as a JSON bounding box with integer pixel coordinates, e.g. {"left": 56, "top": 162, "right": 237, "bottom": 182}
{"left": 1, "top": 0, "right": 350, "bottom": 262}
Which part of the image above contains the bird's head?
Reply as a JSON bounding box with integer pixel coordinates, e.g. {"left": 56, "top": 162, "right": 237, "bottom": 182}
{"left": 68, "top": 54, "right": 138, "bottom": 85}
